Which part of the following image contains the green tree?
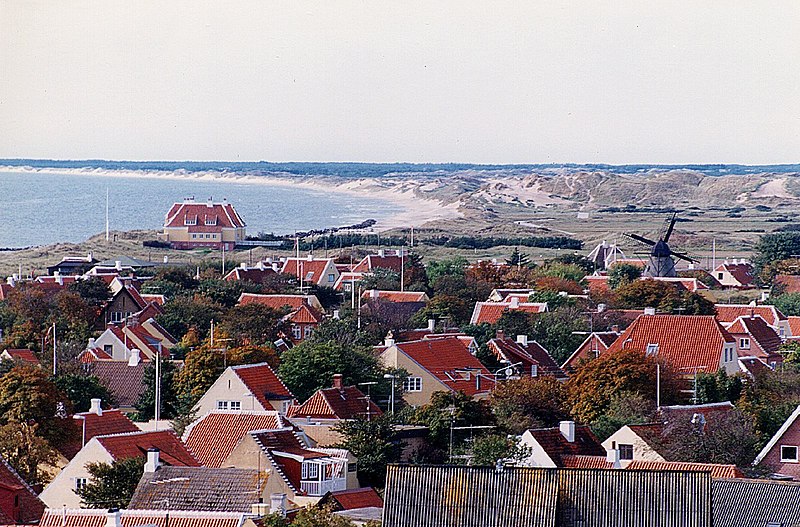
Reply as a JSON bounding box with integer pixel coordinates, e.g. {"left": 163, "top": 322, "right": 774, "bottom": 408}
{"left": 68, "top": 276, "right": 111, "bottom": 307}
{"left": 76, "top": 457, "right": 145, "bottom": 509}
{"left": 490, "top": 376, "right": 569, "bottom": 434}
{"left": 607, "top": 264, "right": 642, "bottom": 290}
{"left": 219, "top": 303, "right": 287, "bottom": 347}
{"left": 615, "top": 279, "right": 715, "bottom": 315}
{"left": 291, "top": 505, "right": 357, "bottom": 527}
{"left": 157, "top": 294, "right": 225, "bottom": 341}
{"left": 54, "top": 373, "right": 114, "bottom": 412}
{"left": 333, "top": 415, "right": 401, "bottom": 488}
{"left": 769, "top": 292, "right": 800, "bottom": 317}
{"left": 141, "top": 267, "right": 199, "bottom": 298}
{"left": 278, "top": 341, "right": 384, "bottom": 402}
{"left": 135, "top": 360, "right": 179, "bottom": 421}
{"left": 533, "top": 261, "right": 586, "bottom": 282}
{"left": 412, "top": 391, "right": 495, "bottom": 461}
{"left": 307, "top": 317, "right": 378, "bottom": 348}
{"left": 695, "top": 370, "right": 743, "bottom": 404}
{"left": 506, "top": 247, "right": 530, "bottom": 268}
{"left": 469, "top": 434, "right": 531, "bottom": 466}
{"left": 590, "top": 392, "right": 656, "bottom": 441}
{"left": 426, "top": 257, "right": 468, "bottom": 288}
{"left": 360, "top": 268, "right": 401, "bottom": 291}
{"left": 752, "top": 232, "right": 800, "bottom": 284}
{"left": 0, "top": 421, "right": 58, "bottom": 486}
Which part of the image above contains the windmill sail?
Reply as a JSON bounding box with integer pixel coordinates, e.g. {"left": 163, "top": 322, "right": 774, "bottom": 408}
{"left": 623, "top": 213, "right": 694, "bottom": 278}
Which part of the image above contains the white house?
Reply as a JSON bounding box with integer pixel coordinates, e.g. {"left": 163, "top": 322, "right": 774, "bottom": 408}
{"left": 193, "top": 363, "right": 297, "bottom": 417}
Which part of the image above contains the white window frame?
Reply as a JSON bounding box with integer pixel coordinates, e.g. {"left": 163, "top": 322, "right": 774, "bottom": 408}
{"left": 619, "top": 444, "right": 634, "bottom": 460}
{"left": 328, "top": 273, "right": 335, "bottom": 283}
{"left": 403, "top": 377, "right": 423, "bottom": 392}
{"left": 229, "top": 401, "right": 241, "bottom": 411}
{"left": 184, "top": 216, "right": 197, "bottom": 226}
{"left": 75, "top": 477, "right": 87, "bottom": 491}
{"left": 531, "top": 364, "right": 538, "bottom": 377}
{"left": 646, "top": 343, "right": 659, "bottom": 356}
{"left": 304, "top": 325, "right": 314, "bottom": 338}
{"left": 205, "top": 217, "right": 217, "bottom": 226}
{"left": 781, "top": 445, "right": 798, "bottom": 463}
{"left": 739, "top": 337, "right": 750, "bottom": 350}
{"left": 216, "top": 400, "right": 229, "bottom": 410}
{"left": 292, "top": 325, "right": 302, "bottom": 340}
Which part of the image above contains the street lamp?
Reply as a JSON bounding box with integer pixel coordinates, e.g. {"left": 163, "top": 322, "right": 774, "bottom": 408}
{"left": 383, "top": 374, "right": 397, "bottom": 415}
{"left": 73, "top": 414, "right": 86, "bottom": 448}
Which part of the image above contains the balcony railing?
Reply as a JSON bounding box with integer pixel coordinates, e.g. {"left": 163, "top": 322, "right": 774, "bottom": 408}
{"left": 300, "top": 477, "right": 346, "bottom": 496}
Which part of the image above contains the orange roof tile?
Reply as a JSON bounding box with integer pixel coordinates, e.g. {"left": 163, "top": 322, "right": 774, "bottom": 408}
{"left": 165, "top": 201, "right": 245, "bottom": 229}
{"left": 469, "top": 302, "right": 548, "bottom": 325}
{"left": 626, "top": 460, "right": 744, "bottom": 479}
{"left": 487, "top": 338, "right": 566, "bottom": 379}
{"left": 1, "top": 348, "right": 39, "bottom": 365}
{"left": 561, "top": 454, "right": 614, "bottom": 469}
{"left": 775, "top": 275, "right": 800, "bottom": 294}
{"left": 287, "top": 386, "right": 382, "bottom": 420}
{"left": 280, "top": 258, "right": 334, "bottom": 285}
{"left": 285, "top": 304, "right": 324, "bottom": 325}
{"left": 789, "top": 316, "right": 800, "bottom": 338}
{"left": 60, "top": 409, "right": 139, "bottom": 459}
{"left": 96, "top": 430, "right": 199, "bottom": 466}
{"left": 605, "top": 314, "right": 734, "bottom": 374}
{"left": 361, "top": 290, "right": 429, "bottom": 303}
{"left": 715, "top": 304, "right": 786, "bottom": 326}
{"left": 526, "top": 426, "right": 606, "bottom": 465}
{"left": 725, "top": 315, "right": 782, "bottom": 356}
{"left": 183, "top": 411, "right": 284, "bottom": 468}
{"left": 352, "top": 254, "right": 404, "bottom": 273}
{"left": 323, "top": 487, "right": 384, "bottom": 510}
{"left": 232, "top": 363, "right": 295, "bottom": 411}
{"left": 238, "top": 293, "right": 318, "bottom": 310}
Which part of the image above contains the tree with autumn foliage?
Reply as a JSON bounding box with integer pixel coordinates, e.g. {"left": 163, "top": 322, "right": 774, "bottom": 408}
{"left": 218, "top": 302, "right": 287, "bottom": 347}
{"left": 615, "top": 279, "right": 715, "bottom": 315}
{"left": 0, "top": 421, "right": 58, "bottom": 486}
{"left": 567, "top": 348, "right": 681, "bottom": 423}
{"left": 0, "top": 366, "right": 73, "bottom": 445}
{"left": 490, "top": 376, "right": 570, "bottom": 434}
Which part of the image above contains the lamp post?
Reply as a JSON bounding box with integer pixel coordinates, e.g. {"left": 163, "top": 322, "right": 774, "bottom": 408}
{"left": 73, "top": 414, "right": 86, "bottom": 448}
{"left": 383, "top": 374, "right": 397, "bottom": 415}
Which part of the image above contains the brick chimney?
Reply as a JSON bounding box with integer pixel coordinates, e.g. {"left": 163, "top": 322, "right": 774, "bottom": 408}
{"left": 332, "top": 374, "right": 343, "bottom": 390}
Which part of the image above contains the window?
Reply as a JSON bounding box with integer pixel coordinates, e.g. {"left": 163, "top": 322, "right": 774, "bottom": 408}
{"left": 192, "top": 234, "right": 197, "bottom": 239}
{"left": 205, "top": 216, "right": 217, "bottom": 226}
{"left": 302, "top": 462, "right": 319, "bottom": 480}
{"left": 304, "top": 326, "right": 314, "bottom": 338}
{"left": 103, "top": 344, "right": 113, "bottom": 354}
{"left": 646, "top": 343, "right": 659, "bottom": 356}
{"left": 781, "top": 445, "right": 798, "bottom": 462}
{"left": 292, "top": 325, "right": 302, "bottom": 340}
{"left": 230, "top": 401, "right": 241, "bottom": 411}
{"left": 217, "top": 400, "right": 241, "bottom": 411}
{"left": 619, "top": 444, "right": 634, "bottom": 460}
{"left": 739, "top": 338, "right": 750, "bottom": 350}
{"left": 184, "top": 216, "right": 197, "bottom": 225}
{"left": 110, "top": 311, "right": 129, "bottom": 323}
{"left": 328, "top": 273, "right": 335, "bottom": 283}
{"left": 217, "top": 400, "right": 229, "bottom": 410}
{"left": 403, "top": 377, "right": 423, "bottom": 392}
{"left": 75, "top": 477, "right": 87, "bottom": 491}
{"left": 531, "top": 364, "right": 538, "bottom": 377}
{"left": 717, "top": 272, "right": 724, "bottom": 280}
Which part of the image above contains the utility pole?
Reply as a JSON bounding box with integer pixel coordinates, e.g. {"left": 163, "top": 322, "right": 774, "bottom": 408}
{"left": 52, "top": 323, "right": 57, "bottom": 376}
{"left": 154, "top": 344, "right": 162, "bottom": 428}
{"left": 400, "top": 249, "right": 405, "bottom": 292}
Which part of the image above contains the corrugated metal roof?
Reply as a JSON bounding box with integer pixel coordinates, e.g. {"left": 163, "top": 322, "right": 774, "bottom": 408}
{"left": 712, "top": 478, "right": 800, "bottom": 527}
{"left": 383, "top": 465, "right": 712, "bottom": 527}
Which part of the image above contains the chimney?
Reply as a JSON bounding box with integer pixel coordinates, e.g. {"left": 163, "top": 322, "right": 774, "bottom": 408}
{"left": 516, "top": 335, "right": 528, "bottom": 347}
{"left": 509, "top": 297, "right": 520, "bottom": 308}
{"left": 87, "top": 251, "right": 93, "bottom": 261}
{"left": 597, "top": 303, "right": 606, "bottom": 313}
{"left": 115, "top": 261, "right": 122, "bottom": 271}
{"left": 270, "top": 493, "right": 287, "bottom": 517}
{"left": 377, "top": 249, "right": 385, "bottom": 258}
{"left": 207, "top": 197, "right": 213, "bottom": 207}
{"left": 56, "top": 273, "right": 63, "bottom": 286}
{"left": 611, "top": 325, "right": 620, "bottom": 334}
{"left": 332, "top": 374, "right": 343, "bottom": 390}
{"left": 559, "top": 421, "right": 576, "bottom": 443}
{"left": 306, "top": 254, "right": 313, "bottom": 261}
{"left": 105, "top": 509, "right": 122, "bottom": 527}
{"left": 144, "top": 448, "right": 160, "bottom": 473}
{"left": 333, "top": 310, "right": 340, "bottom": 319}
{"left": 240, "top": 262, "right": 247, "bottom": 269}
{"left": 644, "top": 307, "right": 656, "bottom": 316}
{"left": 427, "top": 319, "right": 436, "bottom": 332}
{"left": 384, "top": 331, "right": 395, "bottom": 347}
{"left": 606, "top": 448, "right": 622, "bottom": 469}
{"left": 370, "top": 289, "right": 379, "bottom": 299}
{"left": 272, "top": 263, "right": 280, "bottom": 272}
{"left": 128, "top": 348, "right": 141, "bottom": 367}
{"left": 496, "top": 329, "right": 505, "bottom": 340}
{"left": 266, "top": 257, "right": 273, "bottom": 264}
{"left": 257, "top": 261, "right": 265, "bottom": 271}
{"left": 90, "top": 398, "right": 103, "bottom": 416}
{"left": 88, "top": 337, "right": 96, "bottom": 349}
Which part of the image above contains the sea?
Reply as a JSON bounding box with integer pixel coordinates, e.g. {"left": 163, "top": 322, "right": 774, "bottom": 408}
{"left": 0, "top": 170, "right": 404, "bottom": 249}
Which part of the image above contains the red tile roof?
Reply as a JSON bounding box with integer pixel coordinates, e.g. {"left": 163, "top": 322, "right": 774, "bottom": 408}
{"left": 39, "top": 509, "right": 247, "bottom": 527}
{"left": 353, "top": 254, "right": 404, "bottom": 274}
{"left": 1, "top": 348, "right": 39, "bottom": 365}
{"left": 165, "top": 200, "right": 245, "bottom": 229}
{"left": 183, "top": 411, "right": 285, "bottom": 468}
{"left": 280, "top": 258, "right": 334, "bottom": 285}
{"left": 140, "top": 293, "right": 166, "bottom": 306}
{"left": 323, "top": 487, "right": 384, "bottom": 510}
{"left": 285, "top": 304, "right": 324, "bottom": 325}
{"left": 0, "top": 458, "right": 45, "bottom": 523}
{"left": 725, "top": 315, "right": 783, "bottom": 356}
{"left": 469, "top": 301, "right": 548, "bottom": 325}
{"left": 625, "top": 460, "right": 745, "bottom": 478}
{"left": 526, "top": 425, "right": 606, "bottom": 465}
{"left": 561, "top": 332, "right": 620, "bottom": 371}
{"left": 789, "top": 316, "right": 800, "bottom": 338}
{"left": 60, "top": 409, "right": 140, "bottom": 459}
{"left": 0, "top": 283, "right": 13, "bottom": 301}
{"left": 391, "top": 337, "right": 495, "bottom": 397}
{"left": 561, "top": 454, "right": 614, "bottom": 469}
{"left": 287, "top": 386, "right": 382, "bottom": 420}
{"left": 715, "top": 304, "right": 787, "bottom": 326}
{"left": 232, "top": 363, "right": 295, "bottom": 411}
{"left": 775, "top": 275, "right": 800, "bottom": 294}
{"left": 487, "top": 338, "right": 566, "bottom": 379}
{"left": 605, "top": 314, "right": 735, "bottom": 374}
{"left": 361, "top": 290, "right": 429, "bottom": 303}
{"left": 715, "top": 263, "right": 754, "bottom": 287}
{"left": 238, "top": 293, "right": 319, "bottom": 311}
{"left": 96, "top": 430, "right": 199, "bottom": 466}
{"left": 738, "top": 356, "right": 773, "bottom": 376}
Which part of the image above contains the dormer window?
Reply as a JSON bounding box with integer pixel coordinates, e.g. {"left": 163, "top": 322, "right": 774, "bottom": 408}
{"left": 739, "top": 338, "right": 750, "bottom": 350}
{"left": 205, "top": 216, "right": 218, "bottom": 226}
{"left": 184, "top": 215, "right": 197, "bottom": 226}
{"left": 646, "top": 343, "right": 659, "bottom": 356}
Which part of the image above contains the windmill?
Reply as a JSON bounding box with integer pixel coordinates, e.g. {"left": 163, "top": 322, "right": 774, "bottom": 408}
{"left": 623, "top": 213, "right": 695, "bottom": 278}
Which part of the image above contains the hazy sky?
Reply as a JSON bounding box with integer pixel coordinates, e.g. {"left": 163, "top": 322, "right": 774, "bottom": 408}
{"left": 1, "top": 1, "right": 798, "bottom": 164}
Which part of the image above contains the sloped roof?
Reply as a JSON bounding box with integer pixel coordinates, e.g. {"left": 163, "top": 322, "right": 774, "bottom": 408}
{"left": 231, "top": 363, "right": 295, "bottom": 410}
{"left": 237, "top": 293, "right": 321, "bottom": 311}
{"left": 626, "top": 460, "right": 744, "bottom": 479}
{"left": 165, "top": 201, "right": 245, "bottom": 229}
{"left": 87, "top": 361, "right": 148, "bottom": 409}
{"left": 361, "top": 290, "right": 429, "bottom": 303}
{"left": 250, "top": 429, "right": 331, "bottom": 492}
{"left": 140, "top": 293, "right": 166, "bottom": 306}
{"left": 0, "top": 457, "right": 45, "bottom": 523}
{"left": 95, "top": 430, "right": 199, "bottom": 466}
{"left": 320, "top": 487, "right": 384, "bottom": 511}
{"left": 39, "top": 509, "right": 249, "bottom": 527}
{"left": 129, "top": 466, "right": 263, "bottom": 512}
{"left": 525, "top": 425, "right": 605, "bottom": 465}
{"left": 775, "top": 274, "right": 800, "bottom": 294}
{"left": 60, "top": 409, "right": 140, "bottom": 459}
{"left": 712, "top": 478, "right": 800, "bottom": 527}
{"left": 470, "top": 301, "right": 548, "bottom": 325}
{"left": 715, "top": 304, "right": 787, "bottom": 326}
{"left": 1, "top": 348, "right": 39, "bottom": 365}
{"left": 183, "top": 411, "right": 285, "bottom": 468}
{"left": 714, "top": 263, "right": 754, "bottom": 287}
{"left": 287, "top": 386, "right": 382, "bottom": 420}
{"left": 352, "top": 254, "right": 404, "bottom": 273}
{"left": 561, "top": 454, "right": 614, "bottom": 469}
{"left": 391, "top": 337, "right": 494, "bottom": 397}
{"left": 725, "top": 315, "right": 783, "bottom": 355}
{"left": 754, "top": 404, "right": 800, "bottom": 466}
{"left": 487, "top": 338, "right": 566, "bottom": 379}
{"left": 280, "top": 258, "right": 334, "bottom": 284}
{"left": 561, "top": 332, "right": 620, "bottom": 371}
{"left": 738, "top": 356, "right": 773, "bottom": 377}
{"left": 605, "top": 315, "right": 734, "bottom": 374}
{"left": 626, "top": 423, "right": 666, "bottom": 452}
{"left": 284, "top": 303, "right": 324, "bottom": 325}
{"left": 224, "top": 267, "right": 277, "bottom": 283}
{"left": 789, "top": 316, "right": 800, "bottom": 337}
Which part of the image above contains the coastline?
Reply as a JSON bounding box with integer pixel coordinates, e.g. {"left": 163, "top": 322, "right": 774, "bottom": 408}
{"left": 0, "top": 165, "right": 463, "bottom": 233}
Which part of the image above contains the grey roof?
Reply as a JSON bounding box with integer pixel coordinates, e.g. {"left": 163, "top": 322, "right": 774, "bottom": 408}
{"left": 129, "top": 466, "right": 264, "bottom": 512}
{"left": 383, "top": 465, "right": 712, "bottom": 527}
{"left": 86, "top": 361, "right": 147, "bottom": 409}
{"left": 713, "top": 478, "right": 800, "bottom": 527}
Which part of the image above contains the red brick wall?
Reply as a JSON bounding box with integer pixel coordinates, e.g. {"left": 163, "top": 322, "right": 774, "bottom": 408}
{"left": 761, "top": 422, "right": 800, "bottom": 479}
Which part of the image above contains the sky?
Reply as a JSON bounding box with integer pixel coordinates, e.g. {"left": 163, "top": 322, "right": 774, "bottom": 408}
{"left": 1, "top": 1, "right": 798, "bottom": 165}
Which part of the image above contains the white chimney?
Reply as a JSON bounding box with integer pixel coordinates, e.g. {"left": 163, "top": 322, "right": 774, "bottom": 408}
{"left": 240, "top": 262, "right": 247, "bottom": 269}
{"left": 90, "top": 398, "right": 103, "bottom": 416}
{"left": 606, "top": 448, "right": 622, "bottom": 469}
{"left": 87, "top": 251, "right": 93, "bottom": 261}
{"left": 270, "top": 493, "right": 287, "bottom": 517}
{"left": 88, "top": 338, "right": 96, "bottom": 350}
{"left": 509, "top": 297, "right": 520, "bottom": 308}
{"left": 644, "top": 307, "right": 656, "bottom": 316}
{"left": 266, "top": 257, "right": 273, "bottom": 264}
{"left": 597, "top": 303, "right": 606, "bottom": 313}
{"left": 144, "top": 448, "right": 160, "bottom": 473}
{"left": 306, "top": 254, "right": 313, "bottom": 261}
{"left": 370, "top": 289, "right": 379, "bottom": 299}
{"left": 333, "top": 310, "right": 340, "bottom": 319}
{"left": 272, "top": 263, "right": 280, "bottom": 272}
{"left": 115, "top": 261, "right": 122, "bottom": 271}
{"left": 427, "top": 319, "right": 436, "bottom": 332}
{"left": 516, "top": 335, "right": 528, "bottom": 347}
{"left": 384, "top": 332, "right": 395, "bottom": 347}
{"left": 128, "top": 348, "right": 141, "bottom": 367}
{"left": 378, "top": 249, "right": 385, "bottom": 258}
{"left": 56, "top": 273, "right": 63, "bottom": 285}
{"left": 559, "top": 421, "right": 576, "bottom": 443}
{"left": 257, "top": 261, "right": 265, "bottom": 271}
{"left": 105, "top": 509, "right": 122, "bottom": 527}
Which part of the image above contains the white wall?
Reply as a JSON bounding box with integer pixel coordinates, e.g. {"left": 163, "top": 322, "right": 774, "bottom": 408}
{"left": 40, "top": 438, "right": 113, "bottom": 508}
